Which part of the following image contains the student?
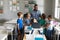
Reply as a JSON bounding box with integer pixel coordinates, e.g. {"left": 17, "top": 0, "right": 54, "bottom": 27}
{"left": 43, "top": 23, "right": 53, "bottom": 40}
{"left": 38, "top": 14, "right": 46, "bottom": 26}
{"left": 17, "top": 12, "right": 24, "bottom": 40}
{"left": 46, "top": 15, "right": 53, "bottom": 23}
{"left": 24, "top": 12, "right": 31, "bottom": 26}
{"left": 46, "top": 15, "right": 54, "bottom": 30}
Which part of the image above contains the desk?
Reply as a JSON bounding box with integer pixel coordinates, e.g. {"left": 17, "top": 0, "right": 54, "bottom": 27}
{"left": 0, "top": 34, "right": 8, "bottom": 40}
{"left": 1, "top": 24, "right": 15, "bottom": 40}
{"left": 24, "top": 26, "right": 44, "bottom": 34}
{"left": 25, "top": 34, "right": 46, "bottom": 40}
{"left": 32, "top": 27, "right": 43, "bottom": 34}
{"left": 3, "top": 24, "right": 15, "bottom": 40}
{"left": 5, "top": 19, "right": 17, "bottom": 24}
{"left": 4, "top": 19, "right": 18, "bottom": 40}
{"left": 54, "top": 26, "right": 60, "bottom": 40}
{"left": 0, "top": 26, "right": 8, "bottom": 40}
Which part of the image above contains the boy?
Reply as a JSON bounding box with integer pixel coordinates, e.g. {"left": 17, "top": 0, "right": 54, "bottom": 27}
{"left": 38, "top": 14, "right": 46, "bottom": 26}
{"left": 46, "top": 15, "right": 52, "bottom": 23}
{"left": 17, "top": 12, "right": 24, "bottom": 40}
{"left": 43, "top": 23, "right": 53, "bottom": 40}
{"left": 24, "top": 12, "right": 31, "bottom": 26}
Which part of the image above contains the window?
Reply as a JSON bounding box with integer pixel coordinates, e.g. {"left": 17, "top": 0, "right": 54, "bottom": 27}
{"left": 55, "top": 0, "right": 60, "bottom": 19}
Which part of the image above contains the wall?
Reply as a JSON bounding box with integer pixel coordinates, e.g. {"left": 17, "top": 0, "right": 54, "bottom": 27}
{"left": 0, "top": 0, "right": 55, "bottom": 20}
{"left": 52, "top": 0, "right": 55, "bottom": 18}
{"left": 44, "top": 0, "right": 53, "bottom": 16}
{"left": 0, "top": 0, "right": 25, "bottom": 20}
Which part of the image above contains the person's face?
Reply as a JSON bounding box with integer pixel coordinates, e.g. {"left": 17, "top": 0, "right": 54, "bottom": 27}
{"left": 46, "top": 24, "right": 50, "bottom": 28}
{"left": 48, "top": 17, "right": 51, "bottom": 21}
{"left": 20, "top": 14, "right": 23, "bottom": 18}
{"left": 28, "top": 14, "right": 31, "bottom": 18}
{"left": 34, "top": 6, "right": 38, "bottom": 10}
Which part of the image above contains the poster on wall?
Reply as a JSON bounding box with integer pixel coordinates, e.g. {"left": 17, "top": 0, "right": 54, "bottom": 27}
{"left": 9, "top": 0, "right": 20, "bottom": 11}
{"left": 28, "top": 1, "right": 36, "bottom": 4}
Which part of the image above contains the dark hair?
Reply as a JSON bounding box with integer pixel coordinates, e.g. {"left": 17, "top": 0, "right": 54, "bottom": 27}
{"left": 30, "top": 18, "right": 34, "bottom": 24}
{"left": 17, "top": 12, "right": 23, "bottom": 16}
{"left": 41, "top": 14, "right": 46, "bottom": 19}
{"left": 48, "top": 15, "right": 52, "bottom": 18}
{"left": 34, "top": 4, "right": 38, "bottom": 7}
{"left": 44, "top": 22, "right": 50, "bottom": 27}
{"left": 24, "top": 12, "right": 30, "bottom": 18}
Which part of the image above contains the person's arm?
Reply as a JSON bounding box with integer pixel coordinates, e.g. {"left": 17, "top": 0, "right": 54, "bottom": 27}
{"left": 17, "top": 19, "right": 20, "bottom": 30}
{"left": 38, "top": 10, "right": 41, "bottom": 17}
{"left": 17, "top": 19, "right": 20, "bottom": 34}
{"left": 31, "top": 11, "right": 34, "bottom": 19}
{"left": 31, "top": 12, "right": 33, "bottom": 19}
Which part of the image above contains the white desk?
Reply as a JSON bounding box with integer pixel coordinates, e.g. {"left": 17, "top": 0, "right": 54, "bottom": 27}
{"left": 32, "top": 27, "right": 44, "bottom": 34}
{"left": 54, "top": 26, "right": 60, "bottom": 40}
{"left": 4, "top": 24, "right": 15, "bottom": 40}
{"left": 0, "top": 26, "right": 8, "bottom": 40}
{"left": 26, "top": 34, "right": 46, "bottom": 40}
{"left": 24, "top": 26, "right": 44, "bottom": 34}
{"left": 0, "top": 34, "right": 8, "bottom": 40}
{"left": 0, "top": 25, "right": 15, "bottom": 40}
{"left": 5, "top": 19, "right": 17, "bottom": 24}
{"left": 4, "top": 19, "right": 17, "bottom": 40}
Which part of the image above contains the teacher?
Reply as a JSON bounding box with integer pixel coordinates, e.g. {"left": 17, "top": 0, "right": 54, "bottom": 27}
{"left": 31, "top": 4, "right": 41, "bottom": 20}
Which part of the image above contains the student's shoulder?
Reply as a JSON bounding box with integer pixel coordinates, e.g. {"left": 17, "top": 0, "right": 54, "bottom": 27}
{"left": 17, "top": 19, "right": 22, "bottom": 21}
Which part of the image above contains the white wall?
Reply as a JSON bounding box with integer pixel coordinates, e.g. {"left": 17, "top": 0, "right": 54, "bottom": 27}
{"left": 0, "top": 0, "right": 25, "bottom": 20}
{"left": 44, "top": 0, "right": 53, "bottom": 16}
{"left": 0, "top": 0, "right": 55, "bottom": 20}
{"left": 52, "top": 0, "right": 55, "bottom": 18}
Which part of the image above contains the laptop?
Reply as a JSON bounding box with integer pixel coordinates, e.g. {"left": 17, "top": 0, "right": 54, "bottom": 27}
{"left": 32, "top": 23, "right": 41, "bottom": 28}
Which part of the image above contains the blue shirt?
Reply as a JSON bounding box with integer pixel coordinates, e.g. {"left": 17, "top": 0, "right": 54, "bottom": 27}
{"left": 17, "top": 18, "right": 23, "bottom": 30}
{"left": 25, "top": 19, "right": 31, "bottom": 26}
{"left": 31, "top": 10, "right": 41, "bottom": 20}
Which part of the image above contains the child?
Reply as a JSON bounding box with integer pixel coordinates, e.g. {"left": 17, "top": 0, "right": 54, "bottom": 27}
{"left": 43, "top": 23, "right": 53, "bottom": 40}
{"left": 46, "top": 15, "right": 52, "bottom": 23}
{"left": 17, "top": 12, "right": 24, "bottom": 40}
{"left": 30, "top": 18, "right": 38, "bottom": 25}
{"left": 46, "top": 15, "right": 55, "bottom": 30}
{"left": 24, "top": 12, "right": 31, "bottom": 26}
{"left": 38, "top": 14, "right": 46, "bottom": 26}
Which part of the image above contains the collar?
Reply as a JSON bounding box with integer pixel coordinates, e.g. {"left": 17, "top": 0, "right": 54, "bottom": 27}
{"left": 33, "top": 9, "right": 38, "bottom": 11}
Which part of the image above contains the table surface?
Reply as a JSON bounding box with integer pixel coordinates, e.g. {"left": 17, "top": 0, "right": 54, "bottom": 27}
{"left": 0, "top": 34, "right": 8, "bottom": 40}
{"left": 0, "top": 26, "right": 8, "bottom": 40}
{"left": 5, "top": 19, "right": 17, "bottom": 24}
{"left": 54, "top": 26, "right": 60, "bottom": 31}
{"left": 54, "top": 26, "right": 60, "bottom": 34}
{"left": 25, "top": 34, "right": 46, "bottom": 40}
